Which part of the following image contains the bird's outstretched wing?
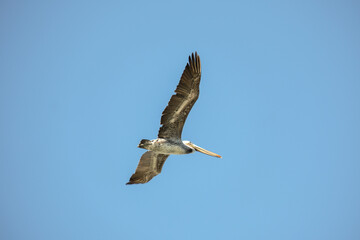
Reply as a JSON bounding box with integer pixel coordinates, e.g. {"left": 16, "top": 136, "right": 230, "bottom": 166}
{"left": 126, "top": 151, "right": 169, "bottom": 185}
{"left": 158, "top": 52, "right": 201, "bottom": 140}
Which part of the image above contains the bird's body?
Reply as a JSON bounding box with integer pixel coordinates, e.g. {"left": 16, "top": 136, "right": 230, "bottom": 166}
{"left": 127, "top": 52, "right": 221, "bottom": 185}
{"left": 138, "top": 139, "right": 194, "bottom": 155}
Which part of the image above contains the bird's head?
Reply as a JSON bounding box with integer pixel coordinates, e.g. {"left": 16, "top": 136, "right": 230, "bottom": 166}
{"left": 183, "top": 140, "right": 222, "bottom": 158}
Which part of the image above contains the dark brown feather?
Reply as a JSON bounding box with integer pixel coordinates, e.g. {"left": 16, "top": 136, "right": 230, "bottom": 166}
{"left": 158, "top": 52, "right": 201, "bottom": 139}
{"left": 126, "top": 151, "right": 169, "bottom": 185}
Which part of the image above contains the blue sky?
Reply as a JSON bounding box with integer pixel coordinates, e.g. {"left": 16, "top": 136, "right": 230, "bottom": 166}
{"left": 1, "top": 0, "right": 360, "bottom": 239}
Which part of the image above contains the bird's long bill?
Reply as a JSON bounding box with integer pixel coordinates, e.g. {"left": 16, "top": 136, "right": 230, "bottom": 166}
{"left": 190, "top": 143, "right": 222, "bottom": 158}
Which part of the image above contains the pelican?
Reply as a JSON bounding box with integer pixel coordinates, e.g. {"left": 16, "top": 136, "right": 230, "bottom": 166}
{"left": 127, "top": 52, "right": 221, "bottom": 185}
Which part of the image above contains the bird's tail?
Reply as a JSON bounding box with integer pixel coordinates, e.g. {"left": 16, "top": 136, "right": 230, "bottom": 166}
{"left": 138, "top": 139, "right": 151, "bottom": 149}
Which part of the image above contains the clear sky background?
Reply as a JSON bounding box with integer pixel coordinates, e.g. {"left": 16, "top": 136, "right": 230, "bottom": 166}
{"left": 1, "top": 1, "right": 359, "bottom": 239}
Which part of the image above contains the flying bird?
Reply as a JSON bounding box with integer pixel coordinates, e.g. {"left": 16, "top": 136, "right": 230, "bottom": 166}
{"left": 127, "top": 52, "right": 221, "bottom": 185}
